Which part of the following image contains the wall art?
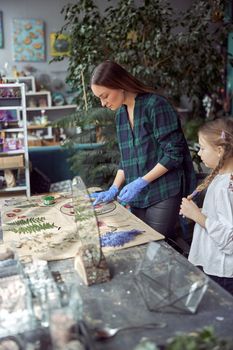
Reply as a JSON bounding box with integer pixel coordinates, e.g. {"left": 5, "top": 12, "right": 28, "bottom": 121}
{"left": 50, "top": 32, "right": 71, "bottom": 57}
{"left": 13, "top": 18, "right": 45, "bottom": 61}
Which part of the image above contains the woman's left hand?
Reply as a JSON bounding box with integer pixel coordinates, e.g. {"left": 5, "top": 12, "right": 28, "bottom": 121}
{"left": 118, "top": 177, "right": 149, "bottom": 203}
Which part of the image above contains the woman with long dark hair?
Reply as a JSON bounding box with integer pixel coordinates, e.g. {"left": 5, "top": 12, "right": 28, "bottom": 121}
{"left": 90, "top": 61, "right": 196, "bottom": 239}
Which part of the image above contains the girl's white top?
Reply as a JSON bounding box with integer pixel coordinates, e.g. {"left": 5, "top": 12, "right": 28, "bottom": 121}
{"left": 189, "top": 173, "right": 233, "bottom": 277}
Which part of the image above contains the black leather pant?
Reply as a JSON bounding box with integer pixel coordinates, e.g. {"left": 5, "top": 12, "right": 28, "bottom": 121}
{"left": 131, "top": 192, "right": 182, "bottom": 239}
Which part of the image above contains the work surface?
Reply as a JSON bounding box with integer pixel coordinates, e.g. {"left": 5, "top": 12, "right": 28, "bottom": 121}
{"left": 0, "top": 193, "right": 233, "bottom": 349}
{"left": 0, "top": 194, "right": 164, "bottom": 260}
{"left": 49, "top": 243, "right": 233, "bottom": 350}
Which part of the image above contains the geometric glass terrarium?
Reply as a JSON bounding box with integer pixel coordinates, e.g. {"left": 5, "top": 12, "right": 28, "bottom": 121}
{"left": 71, "top": 176, "right": 110, "bottom": 286}
{"left": 134, "top": 242, "right": 208, "bottom": 314}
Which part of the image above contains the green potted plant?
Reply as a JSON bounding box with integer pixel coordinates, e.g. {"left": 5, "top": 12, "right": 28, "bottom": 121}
{"left": 58, "top": 0, "right": 232, "bottom": 112}
{"left": 55, "top": 107, "right": 119, "bottom": 187}
{"left": 134, "top": 327, "right": 233, "bottom": 350}
{"left": 166, "top": 326, "right": 233, "bottom": 350}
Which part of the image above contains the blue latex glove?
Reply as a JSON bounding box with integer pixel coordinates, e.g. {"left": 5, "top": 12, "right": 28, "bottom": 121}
{"left": 90, "top": 185, "right": 119, "bottom": 205}
{"left": 118, "top": 177, "right": 149, "bottom": 203}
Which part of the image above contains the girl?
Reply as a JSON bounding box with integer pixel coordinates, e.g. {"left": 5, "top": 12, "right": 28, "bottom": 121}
{"left": 180, "top": 117, "right": 233, "bottom": 295}
{"left": 90, "top": 60, "right": 196, "bottom": 239}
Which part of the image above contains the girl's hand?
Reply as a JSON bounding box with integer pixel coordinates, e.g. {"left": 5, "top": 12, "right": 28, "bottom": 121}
{"left": 180, "top": 197, "right": 200, "bottom": 221}
{"left": 180, "top": 197, "right": 207, "bottom": 228}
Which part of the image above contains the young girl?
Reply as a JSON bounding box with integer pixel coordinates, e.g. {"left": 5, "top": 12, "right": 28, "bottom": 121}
{"left": 180, "top": 117, "right": 233, "bottom": 295}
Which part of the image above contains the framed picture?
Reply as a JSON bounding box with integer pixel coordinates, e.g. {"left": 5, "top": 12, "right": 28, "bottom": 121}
{"left": 0, "top": 11, "right": 3, "bottom": 48}
{"left": 13, "top": 18, "right": 45, "bottom": 61}
{"left": 50, "top": 32, "right": 71, "bottom": 57}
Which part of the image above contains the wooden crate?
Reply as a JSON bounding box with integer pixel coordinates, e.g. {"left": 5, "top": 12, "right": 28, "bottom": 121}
{"left": 28, "top": 139, "right": 43, "bottom": 147}
{"left": 0, "top": 155, "right": 24, "bottom": 169}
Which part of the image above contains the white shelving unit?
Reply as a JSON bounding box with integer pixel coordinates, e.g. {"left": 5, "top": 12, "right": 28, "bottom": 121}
{"left": 26, "top": 105, "right": 77, "bottom": 111}
{"left": 5, "top": 76, "right": 77, "bottom": 146}
{"left": 5, "top": 76, "right": 36, "bottom": 92}
{"left": 0, "top": 83, "right": 30, "bottom": 197}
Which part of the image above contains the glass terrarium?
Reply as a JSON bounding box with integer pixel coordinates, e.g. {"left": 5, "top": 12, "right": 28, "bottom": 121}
{"left": 135, "top": 242, "right": 208, "bottom": 314}
{"left": 0, "top": 272, "right": 36, "bottom": 337}
{"left": 23, "top": 259, "right": 83, "bottom": 328}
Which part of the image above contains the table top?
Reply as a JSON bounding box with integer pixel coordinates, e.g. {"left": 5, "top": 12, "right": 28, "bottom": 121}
{"left": 49, "top": 242, "right": 233, "bottom": 350}
{"left": 0, "top": 194, "right": 232, "bottom": 350}
{"left": 0, "top": 242, "right": 232, "bottom": 349}
{"left": 0, "top": 196, "right": 164, "bottom": 260}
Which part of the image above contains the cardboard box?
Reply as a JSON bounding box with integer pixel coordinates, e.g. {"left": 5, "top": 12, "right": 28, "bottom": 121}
{"left": 28, "top": 139, "right": 43, "bottom": 147}
{"left": 0, "top": 155, "right": 24, "bottom": 169}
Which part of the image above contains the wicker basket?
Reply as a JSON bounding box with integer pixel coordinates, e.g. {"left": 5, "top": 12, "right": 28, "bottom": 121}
{"left": 27, "top": 139, "right": 43, "bottom": 147}
{"left": 0, "top": 155, "right": 24, "bottom": 169}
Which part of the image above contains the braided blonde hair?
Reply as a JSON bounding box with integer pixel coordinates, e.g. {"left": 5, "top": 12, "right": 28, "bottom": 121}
{"left": 188, "top": 117, "right": 233, "bottom": 200}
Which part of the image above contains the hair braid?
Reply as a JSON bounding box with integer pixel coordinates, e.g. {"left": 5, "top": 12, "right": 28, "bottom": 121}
{"left": 188, "top": 163, "right": 222, "bottom": 200}
{"left": 188, "top": 117, "right": 233, "bottom": 200}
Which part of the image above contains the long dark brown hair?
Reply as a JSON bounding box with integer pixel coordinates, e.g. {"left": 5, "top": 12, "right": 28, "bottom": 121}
{"left": 189, "top": 117, "right": 233, "bottom": 199}
{"left": 90, "top": 60, "right": 156, "bottom": 94}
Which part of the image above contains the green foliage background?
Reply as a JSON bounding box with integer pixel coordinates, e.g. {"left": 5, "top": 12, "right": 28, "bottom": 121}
{"left": 54, "top": 0, "right": 233, "bottom": 186}
{"left": 58, "top": 0, "right": 232, "bottom": 112}
{"left": 56, "top": 107, "right": 119, "bottom": 187}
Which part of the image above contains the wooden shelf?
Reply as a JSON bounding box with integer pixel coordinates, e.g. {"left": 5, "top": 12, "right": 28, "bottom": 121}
{"left": 26, "top": 104, "right": 77, "bottom": 111}
{"left": 27, "top": 124, "right": 51, "bottom": 130}
{"left": 0, "top": 185, "right": 27, "bottom": 192}
{"left": 1, "top": 128, "right": 24, "bottom": 132}
{"left": 26, "top": 91, "right": 50, "bottom": 96}
{"left": 0, "top": 149, "right": 25, "bottom": 155}
{"left": 0, "top": 106, "right": 23, "bottom": 111}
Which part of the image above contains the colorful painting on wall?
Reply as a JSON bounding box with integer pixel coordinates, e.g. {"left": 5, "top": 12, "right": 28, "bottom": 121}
{"left": 13, "top": 19, "right": 45, "bottom": 61}
{"left": 0, "top": 11, "right": 3, "bottom": 48}
{"left": 50, "top": 33, "right": 71, "bottom": 57}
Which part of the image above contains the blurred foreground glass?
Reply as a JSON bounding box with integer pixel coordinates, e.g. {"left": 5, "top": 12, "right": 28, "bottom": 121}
{"left": 23, "top": 259, "right": 61, "bottom": 328}
{"left": 0, "top": 273, "right": 36, "bottom": 337}
{"left": 49, "top": 281, "right": 83, "bottom": 350}
{"left": 134, "top": 242, "right": 208, "bottom": 314}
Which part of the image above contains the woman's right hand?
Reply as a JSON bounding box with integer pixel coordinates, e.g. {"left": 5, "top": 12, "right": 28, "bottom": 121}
{"left": 90, "top": 185, "right": 119, "bottom": 205}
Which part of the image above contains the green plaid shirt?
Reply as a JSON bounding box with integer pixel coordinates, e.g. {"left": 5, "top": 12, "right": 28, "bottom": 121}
{"left": 116, "top": 93, "right": 196, "bottom": 208}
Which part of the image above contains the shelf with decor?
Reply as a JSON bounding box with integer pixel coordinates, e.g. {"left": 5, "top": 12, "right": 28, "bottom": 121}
{"left": 0, "top": 83, "right": 30, "bottom": 197}
{"left": 4, "top": 76, "right": 77, "bottom": 147}
{"left": 5, "top": 76, "right": 36, "bottom": 92}
{"left": 26, "top": 105, "right": 77, "bottom": 111}
{"left": 26, "top": 90, "right": 52, "bottom": 108}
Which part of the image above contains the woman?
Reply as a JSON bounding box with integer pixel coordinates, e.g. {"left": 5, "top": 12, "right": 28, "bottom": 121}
{"left": 90, "top": 60, "right": 196, "bottom": 239}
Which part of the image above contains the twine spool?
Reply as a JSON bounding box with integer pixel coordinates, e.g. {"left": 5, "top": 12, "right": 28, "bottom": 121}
{"left": 43, "top": 195, "right": 55, "bottom": 206}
